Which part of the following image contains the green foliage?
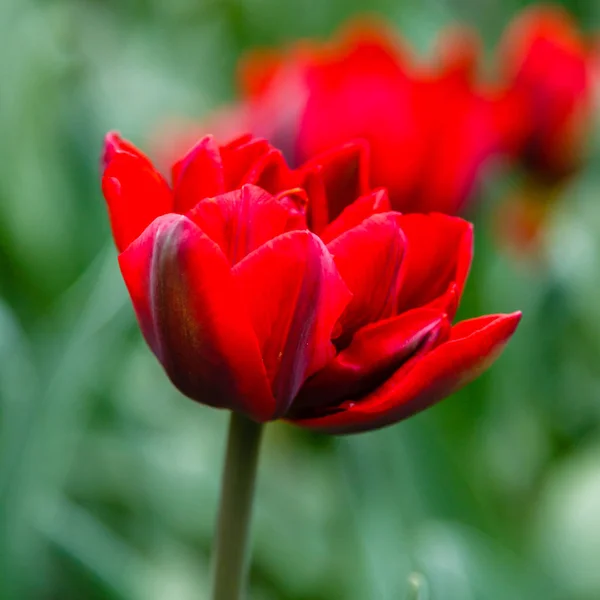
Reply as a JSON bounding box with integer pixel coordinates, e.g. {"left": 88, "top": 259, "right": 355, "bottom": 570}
{"left": 1, "top": 0, "right": 599, "bottom": 598}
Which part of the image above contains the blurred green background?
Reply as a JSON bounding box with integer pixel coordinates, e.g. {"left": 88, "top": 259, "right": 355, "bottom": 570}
{"left": 1, "top": 0, "right": 600, "bottom": 598}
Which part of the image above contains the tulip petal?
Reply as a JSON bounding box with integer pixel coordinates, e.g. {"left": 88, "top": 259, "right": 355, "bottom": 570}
{"left": 301, "top": 141, "right": 371, "bottom": 223}
{"left": 233, "top": 230, "right": 352, "bottom": 417}
{"left": 118, "top": 214, "right": 275, "bottom": 421}
{"left": 187, "top": 184, "right": 303, "bottom": 264}
{"left": 320, "top": 188, "right": 391, "bottom": 244}
{"left": 242, "top": 148, "right": 293, "bottom": 194}
{"left": 102, "top": 153, "right": 173, "bottom": 253}
{"left": 102, "top": 131, "right": 153, "bottom": 171}
{"left": 296, "top": 166, "right": 330, "bottom": 235}
{"left": 327, "top": 212, "right": 405, "bottom": 340}
{"left": 293, "top": 311, "right": 521, "bottom": 434}
{"left": 291, "top": 307, "right": 449, "bottom": 412}
{"left": 396, "top": 213, "right": 473, "bottom": 315}
{"left": 172, "top": 136, "right": 225, "bottom": 212}
{"left": 220, "top": 136, "right": 272, "bottom": 189}
{"left": 274, "top": 188, "right": 309, "bottom": 231}
{"left": 425, "top": 283, "right": 460, "bottom": 318}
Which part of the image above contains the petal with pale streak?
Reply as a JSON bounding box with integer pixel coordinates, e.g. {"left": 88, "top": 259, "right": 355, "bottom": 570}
{"left": 118, "top": 214, "right": 275, "bottom": 421}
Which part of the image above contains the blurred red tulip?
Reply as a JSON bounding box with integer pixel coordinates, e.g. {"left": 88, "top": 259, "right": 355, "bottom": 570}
{"left": 492, "top": 6, "right": 595, "bottom": 257}
{"left": 408, "top": 26, "right": 525, "bottom": 214}
{"left": 101, "top": 132, "right": 521, "bottom": 434}
{"left": 155, "top": 20, "right": 522, "bottom": 216}
{"left": 242, "top": 21, "right": 524, "bottom": 215}
{"left": 498, "top": 5, "right": 594, "bottom": 181}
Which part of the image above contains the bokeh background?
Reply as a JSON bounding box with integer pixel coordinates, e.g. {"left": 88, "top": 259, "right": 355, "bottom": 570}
{"left": 2, "top": 0, "right": 600, "bottom": 598}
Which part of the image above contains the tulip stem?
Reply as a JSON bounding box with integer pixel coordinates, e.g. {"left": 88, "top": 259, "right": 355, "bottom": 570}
{"left": 211, "top": 412, "right": 264, "bottom": 600}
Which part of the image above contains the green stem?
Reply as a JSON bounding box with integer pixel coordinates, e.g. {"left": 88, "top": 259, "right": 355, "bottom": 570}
{"left": 211, "top": 412, "right": 264, "bottom": 600}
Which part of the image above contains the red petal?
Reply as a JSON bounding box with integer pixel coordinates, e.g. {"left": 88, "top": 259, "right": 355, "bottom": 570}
{"left": 233, "top": 230, "right": 351, "bottom": 417}
{"left": 327, "top": 212, "right": 405, "bottom": 339}
{"left": 220, "top": 136, "right": 272, "bottom": 190}
{"left": 291, "top": 307, "right": 449, "bottom": 412}
{"left": 292, "top": 312, "right": 521, "bottom": 434}
{"left": 301, "top": 141, "right": 371, "bottom": 224}
{"left": 118, "top": 214, "right": 275, "bottom": 421}
{"left": 274, "top": 188, "right": 309, "bottom": 230}
{"left": 220, "top": 133, "right": 255, "bottom": 150}
{"left": 320, "top": 188, "right": 391, "bottom": 244}
{"left": 395, "top": 213, "right": 473, "bottom": 315}
{"left": 102, "top": 131, "right": 153, "bottom": 171}
{"left": 296, "top": 166, "right": 329, "bottom": 234}
{"left": 242, "top": 148, "right": 293, "bottom": 194}
{"left": 187, "top": 184, "right": 302, "bottom": 264}
{"left": 425, "top": 283, "right": 460, "bottom": 318}
{"left": 172, "top": 136, "right": 225, "bottom": 212}
{"left": 102, "top": 153, "right": 173, "bottom": 253}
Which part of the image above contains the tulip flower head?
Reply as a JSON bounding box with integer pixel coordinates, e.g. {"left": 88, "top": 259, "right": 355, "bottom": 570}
{"left": 101, "top": 132, "right": 521, "bottom": 434}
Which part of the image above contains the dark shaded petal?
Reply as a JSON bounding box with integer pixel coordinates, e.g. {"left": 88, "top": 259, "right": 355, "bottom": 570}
{"left": 118, "top": 214, "right": 275, "bottom": 421}
{"left": 295, "top": 166, "right": 329, "bottom": 235}
{"left": 291, "top": 307, "right": 449, "bottom": 413}
{"left": 292, "top": 312, "right": 521, "bottom": 433}
{"left": 301, "top": 141, "right": 371, "bottom": 223}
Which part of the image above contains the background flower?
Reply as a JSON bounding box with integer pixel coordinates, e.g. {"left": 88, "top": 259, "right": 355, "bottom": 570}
{"left": 155, "top": 20, "right": 525, "bottom": 216}
{"left": 497, "top": 4, "right": 595, "bottom": 181}
{"left": 492, "top": 5, "right": 597, "bottom": 257}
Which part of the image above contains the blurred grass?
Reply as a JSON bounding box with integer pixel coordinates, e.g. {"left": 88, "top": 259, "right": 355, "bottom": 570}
{"left": 1, "top": 0, "right": 600, "bottom": 598}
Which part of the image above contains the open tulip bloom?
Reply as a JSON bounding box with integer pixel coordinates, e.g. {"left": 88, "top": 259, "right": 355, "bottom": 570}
{"left": 101, "top": 131, "right": 521, "bottom": 599}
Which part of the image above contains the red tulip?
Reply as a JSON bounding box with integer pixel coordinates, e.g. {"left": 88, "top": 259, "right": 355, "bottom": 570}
{"left": 165, "top": 20, "right": 521, "bottom": 217}
{"left": 404, "top": 26, "right": 524, "bottom": 214}
{"left": 101, "top": 132, "right": 521, "bottom": 434}
{"left": 498, "top": 5, "right": 594, "bottom": 181}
